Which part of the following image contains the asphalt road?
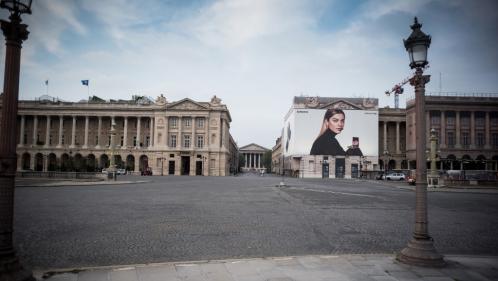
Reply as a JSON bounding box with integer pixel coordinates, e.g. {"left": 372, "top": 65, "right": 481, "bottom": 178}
{"left": 13, "top": 174, "right": 498, "bottom": 270}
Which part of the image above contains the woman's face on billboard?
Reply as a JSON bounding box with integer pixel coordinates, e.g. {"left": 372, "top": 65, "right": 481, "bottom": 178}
{"left": 326, "top": 113, "right": 345, "bottom": 134}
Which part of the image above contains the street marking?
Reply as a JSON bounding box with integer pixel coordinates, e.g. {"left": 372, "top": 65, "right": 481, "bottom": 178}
{"left": 282, "top": 186, "right": 378, "bottom": 198}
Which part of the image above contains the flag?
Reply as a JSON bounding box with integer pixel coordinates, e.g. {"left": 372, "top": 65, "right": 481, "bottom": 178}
{"left": 81, "top": 80, "right": 89, "bottom": 86}
{"left": 45, "top": 80, "right": 48, "bottom": 86}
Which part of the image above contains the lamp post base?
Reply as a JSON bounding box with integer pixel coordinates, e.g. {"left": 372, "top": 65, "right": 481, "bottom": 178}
{"left": 397, "top": 237, "right": 445, "bottom": 267}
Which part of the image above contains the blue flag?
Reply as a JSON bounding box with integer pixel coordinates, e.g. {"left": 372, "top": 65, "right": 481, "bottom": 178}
{"left": 81, "top": 80, "right": 89, "bottom": 86}
{"left": 45, "top": 80, "right": 48, "bottom": 86}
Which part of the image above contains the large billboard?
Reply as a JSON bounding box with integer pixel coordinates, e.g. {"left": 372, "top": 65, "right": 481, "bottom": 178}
{"left": 282, "top": 109, "right": 378, "bottom": 157}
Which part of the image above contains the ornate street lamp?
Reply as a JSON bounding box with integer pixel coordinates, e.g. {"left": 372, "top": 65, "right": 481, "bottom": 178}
{"left": 0, "top": 1, "right": 34, "bottom": 280}
{"left": 108, "top": 120, "right": 117, "bottom": 180}
{"left": 397, "top": 17, "right": 445, "bottom": 267}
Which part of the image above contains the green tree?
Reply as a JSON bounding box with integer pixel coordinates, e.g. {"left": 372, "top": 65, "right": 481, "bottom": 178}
{"left": 262, "top": 151, "right": 272, "bottom": 172}
{"left": 238, "top": 152, "right": 245, "bottom": 172}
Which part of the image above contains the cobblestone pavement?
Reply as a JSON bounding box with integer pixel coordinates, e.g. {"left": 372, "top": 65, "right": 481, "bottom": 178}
{"left": 13, "top": 174, "right": 498, "bottom": 271}
{"left": 35, "top": 254, "right": 498, "bottom": 281}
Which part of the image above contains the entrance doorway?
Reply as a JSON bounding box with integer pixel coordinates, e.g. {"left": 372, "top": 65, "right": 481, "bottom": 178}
{"left": 168, "top": 161, "right": 175, "bottom": 175}
{"left": 322, "top": 163, "right": 329, "bottom": 178}
{"left": 335, "top": 158, "right": 345, "bottom": 178}
{"left": 196, "top": 161, "right": 203, "bottom": 175}
{"left": 181, "top": 156, "right": 190, "bottom": 175}
{"left": 351, "top": 163, "right": 359, "bottom": 178}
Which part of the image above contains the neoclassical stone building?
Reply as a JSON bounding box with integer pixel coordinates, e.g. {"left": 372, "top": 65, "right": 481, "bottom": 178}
{"left": 0, "top": 94, "right": 238, "bottom": 176}
{"left": 272, "top": 93, "right": 498, "bottom": 178}
{"left": 406, "top": 92, "right": 498, "bottom": 170}
{"left": 239, "top": 143, "right": 270, "bottom": 172}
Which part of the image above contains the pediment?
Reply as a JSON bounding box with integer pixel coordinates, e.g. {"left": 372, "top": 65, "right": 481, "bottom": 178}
{"left": 239, "top": 143, "right": 270, "bottom": 152}
{"left": 320, "top": 100, "right": 362, "bottom": 110}
{"left": 167, "top": 98, "right": 208, "bottom": 110}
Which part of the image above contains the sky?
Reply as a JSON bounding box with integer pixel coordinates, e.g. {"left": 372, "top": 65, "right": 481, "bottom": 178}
{"left": 1, "top": 0, "right": 497, "bottom": 149}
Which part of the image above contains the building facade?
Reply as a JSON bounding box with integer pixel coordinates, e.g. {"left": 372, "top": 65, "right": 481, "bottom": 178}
{"left": 239, "top": 143, "right": 270, "bottom": 172}
{"left": 272, "top": 93, "right": 498, "bottom": 178}
{"left": 0, "top": 94, "right": 237, "bottom": 176}
{"left": 280, "top": 96, "right": 379, "bottom": 179}
{"left": 406, "top": 92, "right": 498, "bottom": 171}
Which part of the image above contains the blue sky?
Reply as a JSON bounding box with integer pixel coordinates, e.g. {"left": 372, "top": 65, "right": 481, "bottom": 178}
{"left": 1, "top": 0, "right": 497, "bottom": 148}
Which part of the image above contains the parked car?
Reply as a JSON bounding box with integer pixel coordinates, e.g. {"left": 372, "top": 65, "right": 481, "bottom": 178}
{"left": 141, "top": 167, "right": 152, "bottom": 176}
{"left": 101, "top": 168, "right": 108, "bottom": 174}
{"left": 385, "top": 172, "right": 406, "bottom": 181}
{"left": 116, "top": 168, "right": 126, "bottom": 175}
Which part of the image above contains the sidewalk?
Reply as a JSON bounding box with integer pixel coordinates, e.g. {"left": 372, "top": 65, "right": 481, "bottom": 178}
{"left": 33, "top": 254, "right": 498, "bottom": 281}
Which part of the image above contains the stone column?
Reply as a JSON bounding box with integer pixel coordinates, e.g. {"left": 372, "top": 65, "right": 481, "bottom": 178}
{"left": 470, "top": 111, "right": 475, "bottom": 149}
{"left": 485, "top": 111, "right": 491, "bottom": 149}
{"left": 259, "top": 153, "right": 261, "bottom": 168}
{"left": 136, "top": 117, "right": 141, "bottom": 148}
{"left": 57, "top": 115, "right": 63, "bottom": 148}
{"left": 19, "top": 115, "right": 25, "bottom": 147}
{"left": 455, "top": 111, "right": 461, "bottom": 148}
{"left": 383, "top": 121, "right": 387, "bottom": 152}
{"left": 70, "top": 116, "right": 76, "bottom": 148}
{"left": 426, "top": 111, "right": 430, "bottom": 147}
{"left": 96, "top": 116, "right": 102, "bottom": 149}
{"left": 44, "top": 115, "right": 51, "bottom": 148}
{"left": 123, "top": 117, "right": 128, "bottom": 149}
{"left": 43, "top": 154, "right": 48, "bottom": 172}
{"left": 134, "top": 154, "right": 140, "bottom": 172}
{"left": 178, "top": 117, "right": 182, "bottom": 148}
{"left": 396, "top": 121, "right": 400, "bottom": 154}
{"left": 440, "top": 111, "right": 446, "bottom": 148}
{"left": 32, "top": 115, "right": 38, "bottom": 146}
{"left": 192, "top": 117, "right": 196, "bottom": 150}
{"left": 83, "top": 116, "right": 89, "bottom": 149}
{"left": 165, "top": 116, "right": 169, "bottom": 148}
{"left": 149, "top": 117, "right": 154, "bottom": 148}
{"left": 110, "top": 116, "right": 115, "bottom": 148}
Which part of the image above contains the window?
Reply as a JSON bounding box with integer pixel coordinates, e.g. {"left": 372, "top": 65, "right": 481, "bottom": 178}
{"left": 447, "top": 132, "right": 455, "bottom": 147}
{"left": 197, "top": 135, "right": 204, "bottom": 148}
{"left": 24, "top": 134, "right": 27, "bottom": 144}
{"left": 476, "top": 117, "right": 485, "bottom": 127}
{"left": 108, "top": 136, "right": 111, "bottom": 146}
{"left": 158, "top": 133, "right": 162, "bottom": 144}
{"left": 476, "top": 132, "right": 485, "bottom": 147}
{"left": 170, "top": 135, "right": 177, "bottom": 147}
{"left": 133, "top": 136, "right": 137, "bottom": 146}
{"left": 95, "top": 135, "right": 99, "bottom": 145}
{"left": 492, "top": 133, "right": 498, "bottom": 148}
{"left": 120, "top": 136, "right": 124, "bottom": 146}
{"left": 462, "top": 132, "right": 470, "bottom": 147}
{"left": 170, "top": 117, "right": 177, "bottom": 128}
{"left": 184, "top": 118, "right": 191, "bottom": 128}
{"left": 146, "top": 136, "right": 150, "bottom": 146}
{"left": 430, "top": 112, "right": 440, "bottom": 125}
{"left": 49, "top": 135, "right": 53, "bottom": 145}
{"left": 197, "top": 118, "right": 205, "bottom": 128}
{"left": 62, "top": 134, "right": 65, "bottom": 145}
{"left": 184, "top": 135, "right": 191, "bottom": 148}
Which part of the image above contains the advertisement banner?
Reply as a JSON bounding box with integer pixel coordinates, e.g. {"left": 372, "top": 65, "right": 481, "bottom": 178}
{"left": 282, "top": 109, "right": 378, "bottom": 157}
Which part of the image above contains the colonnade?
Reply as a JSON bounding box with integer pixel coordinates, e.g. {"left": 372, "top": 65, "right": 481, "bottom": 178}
{"left": 428, "top": 110, "right": 494, "bottom": 150}
{"left": 242, "top": 152, "right": 263, "bottom": 169}
{"left": 18, "top": 115, "right": 153, "bottom": 149}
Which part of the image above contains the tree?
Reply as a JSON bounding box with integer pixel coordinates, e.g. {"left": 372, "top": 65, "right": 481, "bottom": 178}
{"left": 238, "top": 153, "right": 245, "bottom": 172}
{"left": 262, "top": 151, "right": 272, "bottom": 172}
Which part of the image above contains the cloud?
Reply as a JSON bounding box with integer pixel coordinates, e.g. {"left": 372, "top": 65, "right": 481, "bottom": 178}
{"left": 2, "top": 0, "right": 497, "bottom": 148}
